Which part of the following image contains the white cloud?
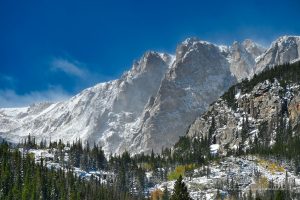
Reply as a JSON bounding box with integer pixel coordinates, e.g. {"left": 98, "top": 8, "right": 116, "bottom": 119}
{"left": 50, "top": 56, "right": 113, "bottom": 90}
{"left": 51, "top": 57, "right": 90, "bottom": 79}
{"left": 0, "top": 87, "right": 71, "bottom": 108}
{"left": 0, "top": 74, "right": 14, "bottom": 83}
{"left": 0, "top": 74, "right": 17, "bottom": 87}
{"left": 0, "top": 57, "right": 112, "bottom": 108}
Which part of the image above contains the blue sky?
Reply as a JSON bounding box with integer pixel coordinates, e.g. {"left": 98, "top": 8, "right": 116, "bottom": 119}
{"left": 0, "top": 0, "right": 300, "bottom": 107}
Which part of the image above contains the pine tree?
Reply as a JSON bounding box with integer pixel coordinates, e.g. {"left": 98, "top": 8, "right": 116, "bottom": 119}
{"left": 208, "top": 116, "right": 216, "bottom": 146}
{"left": 162, "top": 185, "right": 170, "bottom": 200}
{"left": 275, "top": 190, "right": 284, "bottom": 200}
{"left": 170, "top": 175, "right": 191, "bottom": 200}
{"left": 216, "top": 189, "right": 222, "bottom": 200}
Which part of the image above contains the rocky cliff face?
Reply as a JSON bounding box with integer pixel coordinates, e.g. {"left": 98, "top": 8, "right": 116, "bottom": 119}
{"left": 186, "top": 66, "right": 300, "bottom": 155}
{"left": 229, "top": 40, "right": 265, "bottom": 81}
{"left": 130, "top": 38, "right": 236, "bottom": 153}
{"left": 1, "top": 36, "right": 300, "bottom": 155}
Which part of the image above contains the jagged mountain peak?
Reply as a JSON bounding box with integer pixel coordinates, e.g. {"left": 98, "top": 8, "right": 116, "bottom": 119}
{"left": 217, "top": 45, "right": 230, "bottom": 53}
{"left": 267, "top": 35, "right": 300, "bottom": 55}
{"left": 121, "top": 51, "right": 171, "bottom": 81}
{"left": 175, "top": 38, "right": 265, "bottom": 82}
{"left": 255, "top": 35, "right": 300, "bottom": 75}
{"left": 231, "top": 40, "right": 246, "bottom": 49}
{"left": 228, "top": 40, "right": 260, "bottom": 81}
{"left": 180, "top": 37, "right": 215, "bottom": 48}
{"left": 176, "top": 37, "right": 220, "bottom": 64}
{"left": 273, "top": 35, "right": 300, "bottom": 44}
{"left": 231, "top": 39, "right": 265, "bottom": 58}
{"left": 242, "top": 39, "right": 266, "bottom": 60}
{"left": 242, "top": 38, "right": 260, "bottom": 47}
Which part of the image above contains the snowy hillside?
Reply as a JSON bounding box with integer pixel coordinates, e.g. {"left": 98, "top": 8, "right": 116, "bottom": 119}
{"left": 0, "top": 52, "right": 173, "bottom": 155}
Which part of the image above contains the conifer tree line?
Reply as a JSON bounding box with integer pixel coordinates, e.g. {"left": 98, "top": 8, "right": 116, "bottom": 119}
{"left": 1, "top": 137, "right": 196, "bottom": 200}
{"left": 20, "top": 136, "right": 107, "bottom": 171}
{"left": 0, "top": 141, "right": 135, "bottom": 200}
{"left": 222, "top": 61, "right": 300, "bottom": 110}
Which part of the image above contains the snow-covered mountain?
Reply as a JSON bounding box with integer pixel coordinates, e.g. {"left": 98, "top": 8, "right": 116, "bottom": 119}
{"left": 255, "top": 35, "right": 300, "bottom": 74}
{"left": 0, "top": 52, "right": 173, "bottom": 154}
{"left": 1, "top": 36, "right": 300, "bottom": 155}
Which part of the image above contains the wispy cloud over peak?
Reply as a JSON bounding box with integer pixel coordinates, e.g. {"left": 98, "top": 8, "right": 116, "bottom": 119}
{"left": 51, "top": 57, "right": 89, "bottom": 79}
{"left": 50, "top": 56, "right": 113, "bottom": 90}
